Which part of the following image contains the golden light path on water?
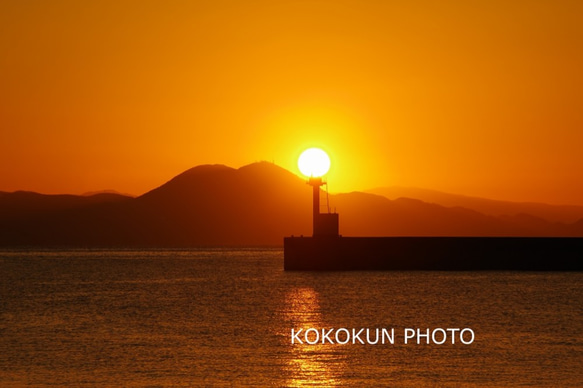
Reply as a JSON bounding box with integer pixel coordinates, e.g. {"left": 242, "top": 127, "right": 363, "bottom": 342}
{"left": 282, "top": 287, "right": 347, "bottom": 387}
{"left": 1, "top": 251, "right": 582, "bottom": 385}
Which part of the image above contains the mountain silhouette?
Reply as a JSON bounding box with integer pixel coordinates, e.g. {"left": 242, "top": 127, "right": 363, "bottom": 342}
{"left": 367, "top": 186, "right": 583, "bottom": 224}
{"left": 1, "top": 162, "right": 581, "bottom": 247}
{"left": 0, "top": 191, "right": 131, "bottom": 221}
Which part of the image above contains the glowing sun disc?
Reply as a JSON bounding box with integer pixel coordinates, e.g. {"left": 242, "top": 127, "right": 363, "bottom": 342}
{"left": 298, "top": 148, "right": 331, "bottom": 178}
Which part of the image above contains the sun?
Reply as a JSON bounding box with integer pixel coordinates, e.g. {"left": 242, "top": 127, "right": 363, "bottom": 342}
{"left": 298, "top": 148, "right": 331, "bottom": 178}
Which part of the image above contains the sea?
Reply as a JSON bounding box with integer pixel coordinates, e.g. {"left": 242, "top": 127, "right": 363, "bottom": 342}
{"left": 0, "top": 249, "right": 581, "bottom": 387}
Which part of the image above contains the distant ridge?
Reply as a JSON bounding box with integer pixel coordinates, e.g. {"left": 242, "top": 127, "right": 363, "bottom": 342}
{"left": 1, "top": 163, "right": 582, "bottom": 247}
{"left": 0, "top": 190, "right": 131, "bottom": 221}
{"left": 367, "top": 186, "right": 583, "bottom": 224}
{"left": 82, "top": 189, "right": 136, "bottom": 198}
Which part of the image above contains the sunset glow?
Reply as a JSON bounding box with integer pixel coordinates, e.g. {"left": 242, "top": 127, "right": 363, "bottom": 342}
{"left": 1, "top": 1, "right": 582, "bottom": 204}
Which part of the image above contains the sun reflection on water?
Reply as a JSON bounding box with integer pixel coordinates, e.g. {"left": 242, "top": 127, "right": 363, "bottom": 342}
{"left": 281, "top": 287, "right": 346, "bottom": 387}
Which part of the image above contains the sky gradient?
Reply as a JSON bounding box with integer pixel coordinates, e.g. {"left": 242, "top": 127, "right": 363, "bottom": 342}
{"left": 1, "top": 0, "right": 582, "bottom": 205}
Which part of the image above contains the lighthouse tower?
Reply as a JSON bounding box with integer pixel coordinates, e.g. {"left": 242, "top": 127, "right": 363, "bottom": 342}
{"left": 307, "top": 177, "right": 339, "bottom": 237}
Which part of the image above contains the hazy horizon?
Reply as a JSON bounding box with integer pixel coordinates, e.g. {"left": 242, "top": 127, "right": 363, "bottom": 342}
{"left": 3, "top": 161, "right": 583, "bottom": 207}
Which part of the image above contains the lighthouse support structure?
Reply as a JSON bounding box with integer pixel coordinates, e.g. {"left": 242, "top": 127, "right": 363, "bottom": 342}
{"left": 308, "top": 177, "right": 339, "bottom": 237}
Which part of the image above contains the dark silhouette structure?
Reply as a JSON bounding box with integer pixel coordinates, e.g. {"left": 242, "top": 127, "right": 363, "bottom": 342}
{"left": 308, "top": 177, "right": 339, "bottom": 237}
{"left": 284, "top": 236, "right": 583, "bottom": 270}
{"left": 284, "top": 177, "right": 583, "bottom": 271}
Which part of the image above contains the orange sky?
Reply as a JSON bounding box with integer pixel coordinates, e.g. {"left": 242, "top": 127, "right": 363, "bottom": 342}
{"left": 1, "top": 1, "right": 582, "bottom": 205}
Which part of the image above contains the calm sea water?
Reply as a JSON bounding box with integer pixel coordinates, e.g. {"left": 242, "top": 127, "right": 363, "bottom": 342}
{"left": 0, "top": 249, "right": 581, "bottom": 387}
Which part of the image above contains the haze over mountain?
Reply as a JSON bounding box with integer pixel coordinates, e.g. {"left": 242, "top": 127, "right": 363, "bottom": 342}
{"left": 367, "top": 187, "right": 583, "bottom": 224}
{"left": 0, "top": 191, "right": 131, "bottom": 221}
{"left": 1, "top": 162, "right": 582, "bottom": 247}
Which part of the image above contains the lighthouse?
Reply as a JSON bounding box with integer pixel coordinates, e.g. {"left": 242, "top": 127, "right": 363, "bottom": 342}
{"left": 307, "top": 176, "right": 339, "bottom": 237}
{"left": 298, "top": 148, "right": 339, "bottom": 238}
